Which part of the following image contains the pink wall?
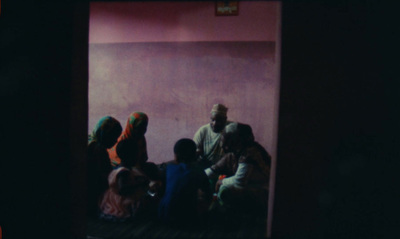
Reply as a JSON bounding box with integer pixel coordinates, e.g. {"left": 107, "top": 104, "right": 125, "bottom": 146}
{"left": 89, "top": 41, "right": 277, "bottom": 162}
{"left": 89, "top": 1, "right": 280, "bottom": 163}
{"left": 89, "top": 2, "right": 280, "bottom": 237}
{"left": 89, "top": 1, "right": 278, "bottom": 43}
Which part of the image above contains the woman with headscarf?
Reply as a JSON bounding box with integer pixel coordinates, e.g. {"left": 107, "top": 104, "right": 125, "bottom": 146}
{"left": 87, "top": 116, "right": 123, "bottom": 217}
{"left": 108, "top": 112, "right": 163, "bottom": 200}
{"left": 204, "top": 123, "right": 271, "bottom": 217}
{"left": 108, "top": 112, "right": 149, "bottom": 168}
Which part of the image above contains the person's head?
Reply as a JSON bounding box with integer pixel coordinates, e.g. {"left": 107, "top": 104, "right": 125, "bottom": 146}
{"left": 116, "top": 138, "right": 139, "bottom": 168}
{"left": 220, "top": 123, "right": 254, "bottom": 154}
{"left": 220, "top": 123, "right": 239, "bottom": 154}
{"left": 122, "top": 112, "right": 149, "bottom": 139}
{"left": 173, "top": 138, "right": 197, "bottom": 164}
{"left": 90, "top": 116, "right": 122, "bottom": 149}
{"left": 209, "top": 104, "right": 228, "bottom": 133}
{"left": 237, "top": 123, "right": 255, "bottom": 146}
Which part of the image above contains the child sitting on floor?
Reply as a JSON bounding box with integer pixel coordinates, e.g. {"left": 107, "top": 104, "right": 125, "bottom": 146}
{"left": 99, "top": 138, "right": 149, "bottom": 222}
{"left": 158, "top": 138, "right": 212, "bottom": 226}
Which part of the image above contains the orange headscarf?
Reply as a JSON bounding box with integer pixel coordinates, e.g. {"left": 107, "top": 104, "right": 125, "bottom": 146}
{"left": 107, "top": 112, "right": 149, "bottom": 167}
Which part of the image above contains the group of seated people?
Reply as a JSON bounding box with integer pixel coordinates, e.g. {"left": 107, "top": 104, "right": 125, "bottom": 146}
{"left": 87, "top": 104, "right": 271, "bottom": 226}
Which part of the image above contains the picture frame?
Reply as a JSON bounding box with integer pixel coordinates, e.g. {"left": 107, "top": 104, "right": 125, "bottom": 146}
{"left": 215, "top": 1, "right": 239, "bottom": 16}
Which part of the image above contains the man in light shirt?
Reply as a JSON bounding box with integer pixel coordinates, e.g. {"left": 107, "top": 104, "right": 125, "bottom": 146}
{"left": 193, "top": 104, "right": 232, "bottom": 169}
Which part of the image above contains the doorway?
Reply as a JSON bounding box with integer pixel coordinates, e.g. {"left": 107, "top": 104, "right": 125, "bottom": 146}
{"left": 88, "top": 1, "right": 281, "bottom": 238}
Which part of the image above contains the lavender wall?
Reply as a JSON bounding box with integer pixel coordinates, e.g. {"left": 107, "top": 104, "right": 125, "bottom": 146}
{"left": 89, "top": 2, "right": 278, "bottom": 43}
{"left": 89, "top": 2, "right": 280, "bottom": 237}
{"left": 89, "top": 41, "right": 277, "bottom": 163}
{"left": 89, "top": 1, "right": 280, "bottom": 165}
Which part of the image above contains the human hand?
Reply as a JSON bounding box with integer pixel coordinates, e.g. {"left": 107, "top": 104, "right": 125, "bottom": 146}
{"left": 215, "top": 179, "right": 223, "bottom": 192}
{"left": 148, "top": 180, "right": 162, "bottom": 196}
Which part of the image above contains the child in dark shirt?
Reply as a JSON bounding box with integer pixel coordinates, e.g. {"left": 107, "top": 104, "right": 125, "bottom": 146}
{"left": 158, "top": 138, "right": 212, "bottom": 226}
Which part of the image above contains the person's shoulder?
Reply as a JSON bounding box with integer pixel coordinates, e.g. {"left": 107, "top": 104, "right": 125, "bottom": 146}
{"left": 194, "top": 124, "right": 211, "bottom": 138}
{"left": 243, "top": 143, "right": 271, "bottom": 163}
{"left": 87, "top": 142, "right": 109, "bottom": 161}
{"left": 224, "top": 121, "right": 235, "bottom": 128}
{"left": 110, "top": 166, "right": 130, "bottom": 180}
{"left": 87, "top": 141, "right": 97, "bottom": 156}
{"left": 184, "top": 162, "right": 203, "bottom": 173}
{"left": 166, "top": 162, "right": 182, "bottom": 171}
{"left": 166, "top": 163, "right": 190, "bottom": 179}
{"left": 250, "top": 142, "right": 269, "bottom": 157}
{"left": 131, "top": 166, "right": 147, "bottom": 177}
{"left": 226, "top": 120, "right": 234, "bottom": 125}
{"left": 114, "top": 166, "right": 129, "bottom": 174}
{"left": 88, "top": 140, "right": 101, "bottom": 151}
{"left": 197, "top": 123, "right": 211, "bottom": 132}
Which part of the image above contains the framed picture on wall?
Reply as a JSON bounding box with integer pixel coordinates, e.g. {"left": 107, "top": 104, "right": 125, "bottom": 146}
{"left": 215, "top": 1, "right": 239, "bottom": 16}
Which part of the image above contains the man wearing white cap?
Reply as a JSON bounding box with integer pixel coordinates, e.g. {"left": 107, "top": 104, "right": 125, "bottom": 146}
{"left": 193, "top": 104, "right": 232, "bottom": 169}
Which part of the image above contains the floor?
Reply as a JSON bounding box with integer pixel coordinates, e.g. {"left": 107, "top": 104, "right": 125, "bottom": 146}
{"left": 86, "top": 212, "right": 267, "bottom": 239}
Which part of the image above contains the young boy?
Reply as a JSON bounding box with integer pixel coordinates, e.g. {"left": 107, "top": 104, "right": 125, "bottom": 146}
{"left": 158, "top": 138, "right": 212, "bottom": 226}
{"left": 99, "top": 139, "right": 149, "bottom": 222}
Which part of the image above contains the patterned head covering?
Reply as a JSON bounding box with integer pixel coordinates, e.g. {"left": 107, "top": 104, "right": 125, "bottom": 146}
{"left": 223, "top": 123, "right": 254, "bottom": 144}
{"left": 224, "top": 122, "right": 238, "bottom": 134}
{"left": 236, "top": 123, "right": 270, "bottom": 177}
{"left": 210, "top": 104, "right": 228, "bottom": 117}
{"left": 89, "top": 116, "right": 122, "bottom": 149}
{"left": 108, "top": 112, "right": 149, "bottom": 167}
{"left": 120, "top": 112, "right": 149, "bottom": 140}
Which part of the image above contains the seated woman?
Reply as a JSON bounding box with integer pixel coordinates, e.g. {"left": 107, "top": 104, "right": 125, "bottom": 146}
{"left": 108, "top": 112, "right": 163, "bottom": 195}
{"left": 108, "top": 112, "right": 149, "bottom": 168}
{"left": 99, "top": 138, "right": 150, "bottom": 222}
{"left": 87, "top": 116, "right": 122, "bottom": 217}
{"left": 204, "top": 123, "right": 271, "bottom": 217}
